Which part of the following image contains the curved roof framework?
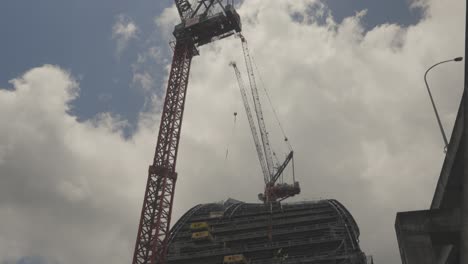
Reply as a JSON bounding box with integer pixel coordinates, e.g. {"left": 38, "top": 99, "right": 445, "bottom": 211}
{"left": 167, "top": 199, "right": 367, "bottom": 264}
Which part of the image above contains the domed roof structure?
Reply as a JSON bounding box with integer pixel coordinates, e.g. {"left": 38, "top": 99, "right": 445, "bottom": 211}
{"left": 167, "top": 199, "right": 368, "bottom": 264}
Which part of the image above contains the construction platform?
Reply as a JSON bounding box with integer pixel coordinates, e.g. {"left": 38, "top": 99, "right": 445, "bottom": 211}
{"left": 167, "top": 199, "right": 369, "bottom": 264}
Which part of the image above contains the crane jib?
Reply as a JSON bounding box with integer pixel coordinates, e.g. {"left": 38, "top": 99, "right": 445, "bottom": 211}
{"left": 240, "top": 35, "right": 275, "bottom": 181}
{"left": 231, "top": 62, "right": 270, "bottom": 185}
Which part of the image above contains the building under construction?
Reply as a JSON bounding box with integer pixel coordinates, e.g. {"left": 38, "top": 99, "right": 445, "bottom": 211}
{"left": 166, "top": 199, "right": 368, "bottom": 264}
{"left": 130, "top": 1, "right": 371, "bottom": 264}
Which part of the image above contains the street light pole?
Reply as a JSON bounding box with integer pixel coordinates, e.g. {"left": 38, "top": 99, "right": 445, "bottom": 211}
{"left": 424, "top": 57, "right": 463, "bottom": 152}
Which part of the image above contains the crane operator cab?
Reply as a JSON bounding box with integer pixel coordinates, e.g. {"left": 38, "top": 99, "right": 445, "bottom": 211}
{"left": 173, "top": 3, "right": 242, "bottom": 48}
{"left": 258, "top": 182, "right": 301, "bottom": 203}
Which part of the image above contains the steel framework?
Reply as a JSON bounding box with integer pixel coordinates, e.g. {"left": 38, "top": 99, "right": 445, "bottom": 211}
{"left": 132, "top": 40, "right": 194, "bottom": 264}
{"left": 131, "top": 2, "right": 241, "bottom": 264}
{"left": 230, "top": 62, "right": 270, "bottom": 184}
{"left": 231, "top": 36, "right": 299, "bottom": 204}
{"left": 240, "top": 35, "right": 275, "bottom": 179}
{"left": 166, "top": 199, "right": 368, "bottom": 264}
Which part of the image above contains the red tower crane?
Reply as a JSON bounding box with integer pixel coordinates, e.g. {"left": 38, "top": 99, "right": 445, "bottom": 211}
{"left": 131, "top": 1, "right": 241, "bottom": 264}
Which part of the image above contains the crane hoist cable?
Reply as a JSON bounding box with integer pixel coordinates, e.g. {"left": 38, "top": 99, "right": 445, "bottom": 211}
{"left": 230, "top": 62, "right": 270, "bottom": 185}
{"left": 225, "top": 112, "right": 238, "bottom": 160}
{"left": 252, "top": 56, "right": 292, "bottom": 152}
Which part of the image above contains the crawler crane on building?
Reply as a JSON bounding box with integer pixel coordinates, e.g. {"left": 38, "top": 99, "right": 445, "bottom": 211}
{"left": 230, "top": 35, "right": 300, "bottom": 204}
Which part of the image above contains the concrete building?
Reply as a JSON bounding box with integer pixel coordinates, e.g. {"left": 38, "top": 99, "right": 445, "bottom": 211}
{"left": 167, "top": 199, "right": 369, "bottom": 264}
{"left": 395, "top": 98, "right": 464, "bottom": 264}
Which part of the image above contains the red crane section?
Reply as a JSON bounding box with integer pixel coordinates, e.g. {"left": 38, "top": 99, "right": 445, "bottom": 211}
{"left": 132, "top": 40, "right": 194, "bottom": 264}
{"left": 131, "top": 2, "right": 241, "bottom": 264}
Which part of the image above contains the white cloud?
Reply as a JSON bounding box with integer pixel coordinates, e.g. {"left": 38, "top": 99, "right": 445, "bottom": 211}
{"left": 135, "top": 47, "right": 163, "bottom": 65}
{"left": 155, "top": 6, "right": 179, "bottom": 40}
{"left": 147, "top": 46, "right": 163, "bottom": 61}
{"left": 132, "top": 71, "right": 154, "bottom": 92}
{"left": 112, "top": 14, "right": 139, "bottom": 57}
{"left": 0, "top": 0, "right": 465, "bottom": 263}
{"left": 130, "top": 46, "right": 165, "bottom": 93}
{"left": 0, "top": 65, "right": 151, "bottom": 262}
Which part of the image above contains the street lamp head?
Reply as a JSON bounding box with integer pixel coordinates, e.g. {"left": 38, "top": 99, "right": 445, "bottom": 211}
{"left": 454, "top": 57, "right": 463, "bottom": 62}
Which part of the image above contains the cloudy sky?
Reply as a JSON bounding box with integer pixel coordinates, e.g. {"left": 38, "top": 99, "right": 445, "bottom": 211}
{"left": 0, "top": 0, "right": 465, "bottom": 263}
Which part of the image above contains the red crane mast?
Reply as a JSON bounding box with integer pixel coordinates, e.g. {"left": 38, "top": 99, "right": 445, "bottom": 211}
{"left": 131, "top": 1, "right": 241, "bottom": 264}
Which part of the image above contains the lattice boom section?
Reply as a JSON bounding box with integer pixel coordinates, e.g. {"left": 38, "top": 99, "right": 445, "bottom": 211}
{"left": 175, "top": 0, "right": 193, "bottom": 20}
{"left": 132, "top": 41, "right": 194, "bottom": 264}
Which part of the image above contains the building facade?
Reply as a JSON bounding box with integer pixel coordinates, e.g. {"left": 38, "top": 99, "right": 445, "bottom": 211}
{"left": 167, "top": 199, "right": 368, "bottom": 264}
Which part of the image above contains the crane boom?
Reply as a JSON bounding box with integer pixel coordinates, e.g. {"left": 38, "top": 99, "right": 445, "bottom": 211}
{"left": 132, "top": 40, "right": 193, "bottom": 264}
{"left": 235, "top": 35, "right": 300, "bottom": 204}
{"left": 240, "top": 35, "right": 275, "bottom": 181}
{"left": 132, "top": 2, "right": 241, "bottom": 264}
{"left": 230, "top": 62, "right": 270, "bottom": 184}
{"left": 271, "top": 151, "right": 293, "bottom": 184}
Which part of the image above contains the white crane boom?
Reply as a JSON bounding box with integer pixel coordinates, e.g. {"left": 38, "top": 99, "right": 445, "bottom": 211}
{"left": 240, "top": 35, "right": 275, "bottom": 182}
{"left": 230, "top": 62, "right": 270, "bottom": 184}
